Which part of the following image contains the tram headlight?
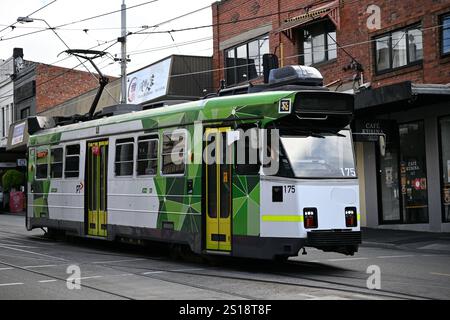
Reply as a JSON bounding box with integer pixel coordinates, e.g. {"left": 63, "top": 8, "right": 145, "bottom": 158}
{"left": 345, "top": 207, "right": 358, "bottom": 227}
{"left": 303, "top": 208, "right": 318, "bottom": 229}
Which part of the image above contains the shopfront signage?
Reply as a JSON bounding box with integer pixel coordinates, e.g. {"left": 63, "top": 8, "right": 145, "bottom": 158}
{"left": 353, "top": 119, "right": 396, "bottom": 142}
{"left": 126, "top": 57, "right": 172, "bottom": 105}
{"left": 11, "top": 122, "right": 26, "bottom": 146}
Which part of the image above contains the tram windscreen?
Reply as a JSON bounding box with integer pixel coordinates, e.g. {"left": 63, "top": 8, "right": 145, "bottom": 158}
{"left": 280, "top": 130, "right": 356, "bottom": 179}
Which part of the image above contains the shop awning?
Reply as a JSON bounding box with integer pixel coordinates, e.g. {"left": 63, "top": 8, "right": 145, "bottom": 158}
{"left": 274, "top": 0, "right": 340, "bottom": 36}
{"left": 355, "top": 81, "right": 450, "bottom": 115}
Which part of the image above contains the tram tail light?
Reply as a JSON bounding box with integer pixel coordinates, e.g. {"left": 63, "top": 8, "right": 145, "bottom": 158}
{"left": 303, "top": 208, "right": 318, "bottom": 229}
{"left": 345, "top": 207, "right": 358, "bottom": 227}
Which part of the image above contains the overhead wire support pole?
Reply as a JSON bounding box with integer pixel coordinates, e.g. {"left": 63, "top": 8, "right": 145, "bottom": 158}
{"left": 120, "top": 0, "right": 128, "bottom": 104}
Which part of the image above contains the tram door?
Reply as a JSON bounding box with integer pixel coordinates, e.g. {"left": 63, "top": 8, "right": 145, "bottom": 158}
{"left": 86, "top": 140, "right": 109, "bottom": 237}
{"left": 205, "top": 128, "right": 232, "bottom": 252}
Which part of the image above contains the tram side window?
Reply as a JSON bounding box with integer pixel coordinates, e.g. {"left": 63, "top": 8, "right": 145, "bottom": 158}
{"left": 137, "top": 136, "right": 158, "bottom": 176}
{"left": 162, "top": 130, "right": 186, "bottom": 175}
{"left": 50, "top": 147, "right": 63, "bottom": 179}
{"left": 235, "top": 126, "right": 260, "bottom": 175}
{"left": 115, "top": 138, "right": 134, "bottom": 176}
{"left": 36, "top": 147, "right": 49, "bottom": 180}
{"left": 65, "top": 145, "right": 80, "bottom": 178}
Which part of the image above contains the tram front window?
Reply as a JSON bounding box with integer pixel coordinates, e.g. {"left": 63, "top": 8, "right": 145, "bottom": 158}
{"left": 280, "top": 130, "right": 356, "bottom": 179}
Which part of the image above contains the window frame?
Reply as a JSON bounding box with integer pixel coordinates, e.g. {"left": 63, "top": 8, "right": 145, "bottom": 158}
{"left": 300, "top": 21, "right": 337, "bottom": 66}
{"left": 50, "top": 146, "right": 64, "bottom": 180}
{"left": 35, "top": 146, "right": 50, "bottom": 180}
{"left": 114, "top": 137, "right": 135, "bottom": 178}
{"left": 373, "top": 23, "right": 423, "bottom": 75}
{"left": 136, "top": 135, "right": 159, "bottom": 177}
{"left": 64, "top": 144, "right": 80, "bottom": 179}
{"left": 161, "top": 129, "right": 187, "bottom": 177}
{"left": 440, "top": 13, "right": 450, "bottom": 58}
{"left": 224, "top": 35, "right": 270, "bottom": 87}
{"left": 438, "top": 115, "right": 450, "bottom": 223}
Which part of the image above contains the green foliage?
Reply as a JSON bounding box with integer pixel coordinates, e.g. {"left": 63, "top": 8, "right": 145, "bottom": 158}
{"left": 2, "top": 170, "right": 25, "bottom": 191}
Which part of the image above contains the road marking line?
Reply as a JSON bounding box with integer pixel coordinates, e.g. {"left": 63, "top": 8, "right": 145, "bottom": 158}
{"left": 0, "top": 245, "right": 66, "bottom": 261}
{"left": 39, "top": 280, "right": 58, "bottom": 283}
{"left": 143, "top": 271, "right": 165, "bottom": 275}
{"left": 0, "top": 243, "right": 38, "bottom": 248}
{"left": 327, "top": 257, "right": 369, "bottom": 262}
{"left": 377, "top": 255, "right": 415, "bottom": 259}
{"left": 23, "top": 264, "right": 59, "bottom": 269}
{"left": 0, "top": 282, "right": 24, "bottom": 287}
{"left": 170, "top": 268, "right": 205, "bottom": 272}
{"left": 430, "top": 272, "right": 450, "bottom": 277}
{"left": 91, "top": 258, "right": 146, "bottom": 264}
{"left": 0, "top": 267, "right": 14, "bottom": 271}
{"left": 76, "top": 276, "right": 103, "bottom": 280}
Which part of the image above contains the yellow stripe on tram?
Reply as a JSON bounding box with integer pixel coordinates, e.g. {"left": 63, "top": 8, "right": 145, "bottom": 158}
{"left": 262, "top": 215, "right": 304, "bottom": 222}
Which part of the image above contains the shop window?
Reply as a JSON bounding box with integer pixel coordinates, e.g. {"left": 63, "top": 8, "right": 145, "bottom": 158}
{"left": 399, "top": 121, "right": 428, "bottom": 224}
{"left": 301, "top": 21, "right": 337, "bottom": 66}
{"left": 65, "top": 144, "right": 80, "bottom": 178}
{"left": 162, "top": 130, "right": 186, "bottom": 175}
{"left": 440, "top": 116, "right": 450, "bottom": 222}
{"left": 441, "top": 13, "right": 450, "bottom": 56}
{"left": 378, "top": 121, "right": 429, "bottom": 224}
{"left": 137, "top": 135, "right": 158, "bottom": 176}
{"left": 50, "top": 147, "right": 63, "bottom": 179}
{"left": 374, "top": 24, "right": 423, "bottom": 73}
{"left": 115, "top": 138, "right": 134, "bottom": 177}
{"left": 224, "top": 35, "right": 269, "bottom": 86}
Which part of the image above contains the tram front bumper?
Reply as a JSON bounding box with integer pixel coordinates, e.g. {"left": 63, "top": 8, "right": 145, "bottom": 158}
{"left": 306, "top": 230, "right": 362, "bottom": 255}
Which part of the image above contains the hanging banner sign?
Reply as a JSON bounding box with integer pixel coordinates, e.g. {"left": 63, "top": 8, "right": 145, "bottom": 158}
{"left": 126, "top": 57, "right": 172, "bottom": 105}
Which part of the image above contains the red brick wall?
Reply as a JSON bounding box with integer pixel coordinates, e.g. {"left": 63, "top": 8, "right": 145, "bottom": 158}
{"left": 35, "top": 64, "right": 101, "bottom": 114}
{"left": 212, "top": 0, "right": 450, "bottom": 90}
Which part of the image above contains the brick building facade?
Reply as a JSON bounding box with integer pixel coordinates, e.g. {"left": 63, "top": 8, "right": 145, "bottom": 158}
{"left": 212, "top": 0, "right": 450, "bottom": 232}
{"left": 13, "top": 52, "right": 102, "bottom": 121}
{"left": 212, "top": 0, "right": 450, "bottom": 90}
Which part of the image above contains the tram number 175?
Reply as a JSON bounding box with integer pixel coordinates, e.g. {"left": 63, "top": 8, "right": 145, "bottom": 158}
{"left": 284, "top": 185, "right": 296, "bottom": 194}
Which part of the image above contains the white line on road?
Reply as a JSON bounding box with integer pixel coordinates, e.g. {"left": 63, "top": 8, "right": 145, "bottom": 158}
{"left": 170, "top": 268, "right": 205, "bottom": 272}
{"left": 143, "top": 271, "right": 165, "bottom": 275}
{"left": 38, "top": 280, "right": 58, "bottom": 283}
{"left": 91, "top": 258, "right": 147, "bottom": 264}
{"left": 327, "top": 257, "right": 369, "bottom": 262}
{"left": 430, "top": 272, "right": 450, "bottom": 278}
{"left": 75, "top": 276, "right": 103, "bottom": 280}
{"left": 0, "top": 245, "right": 66, "bottom": 261}
{"left": 0, "top": 243, "right": 38, "bottom": 248}
{"left": 0, "top": 267, "right": 14, "bottom": 271}
{"left": 0, "top": 282, "right": 24, "bottom": 287}
{"left": 376, "top": 255, "right": 415, "bottom": 259}
{"left": 23, "top": 264, "right": 60, "bottom": 269}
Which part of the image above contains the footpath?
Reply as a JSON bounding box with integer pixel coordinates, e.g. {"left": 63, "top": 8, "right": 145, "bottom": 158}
{"left": 362, "top": 227, "right": 450, "bottom": 254}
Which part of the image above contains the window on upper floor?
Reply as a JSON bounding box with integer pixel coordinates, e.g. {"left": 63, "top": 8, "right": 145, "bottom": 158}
{"left": 441, "top": 13, "right": 450, "bottom": 57}
{"left": 224, "top": 35, "right": 269, "bottom": 86}
{"left": 300, "top": 21, "right": 337, "bottom": 66}
{"left": 374, "top": 24, "right": 423, "bottom": 74}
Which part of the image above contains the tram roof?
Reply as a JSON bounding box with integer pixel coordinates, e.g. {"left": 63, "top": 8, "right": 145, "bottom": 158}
{"left": 29, "top": 90, "right": 298, "bottom": 143}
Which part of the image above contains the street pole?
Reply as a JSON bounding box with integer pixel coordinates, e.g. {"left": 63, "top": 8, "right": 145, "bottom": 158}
{"left": 120, "top": 0, "right": 127, "bottom": 104}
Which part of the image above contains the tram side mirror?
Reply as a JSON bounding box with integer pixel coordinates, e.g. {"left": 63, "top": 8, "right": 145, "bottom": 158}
{"left": 379, "top": 135, "right": 386, "bottom": 157}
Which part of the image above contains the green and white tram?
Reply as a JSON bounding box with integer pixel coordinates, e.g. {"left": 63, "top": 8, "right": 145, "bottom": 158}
{"left": 25, "top": 65, "right": 361, "bottom": 260}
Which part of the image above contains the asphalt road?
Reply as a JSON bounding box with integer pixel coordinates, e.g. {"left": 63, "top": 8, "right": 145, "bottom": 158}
{"left": 0, "top": 214, "right": 449, "bottom": 300}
